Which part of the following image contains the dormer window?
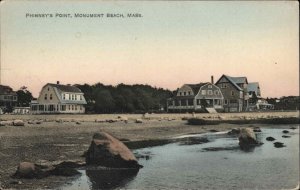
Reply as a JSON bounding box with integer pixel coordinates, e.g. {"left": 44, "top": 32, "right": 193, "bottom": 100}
{"left": 44, "top": 94, "right": 47, "bottom": 100}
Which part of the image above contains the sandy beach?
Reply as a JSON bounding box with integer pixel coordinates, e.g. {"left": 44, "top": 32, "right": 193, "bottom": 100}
{"left": 0, "top": 111, "right": 298, "bottom": 189}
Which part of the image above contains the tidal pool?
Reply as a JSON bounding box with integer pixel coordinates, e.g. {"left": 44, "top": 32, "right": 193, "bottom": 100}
{"left": 64, "top": 125, "right": 299, "bottom": 190}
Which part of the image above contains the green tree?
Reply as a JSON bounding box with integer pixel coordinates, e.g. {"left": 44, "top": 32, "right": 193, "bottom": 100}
{"left": 16, "top": 86, "right": 33, "bottom": 107}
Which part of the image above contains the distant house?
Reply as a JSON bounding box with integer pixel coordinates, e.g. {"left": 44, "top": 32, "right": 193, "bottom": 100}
{"left": 215, "top": 75, "right": 249, "bottom": 112}
{"left": 0, "top": 85, "right": 18, "bottom": 113}
{"left": 167, "top": 78, "right": 223, "bottom": 112}
{"left": 30, "top": 82, "right": 87, "bottom": 114}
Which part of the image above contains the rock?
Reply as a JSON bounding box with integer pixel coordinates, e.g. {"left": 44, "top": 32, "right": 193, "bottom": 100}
{"left": 282, "top": 135, "right": 291, "bottom": 138}
{"left": 238, "top": 128, "right": 258, "bottom": 148}
{"left": 252, "top": 127, "right": 262, "bottom": 132}
{"left": 118, "top": 116, "right": 128, "bottom": 123}
{"left": 227, "top": 128, "right": 240, "bottom": 135}
{"left": 266, "top": 137, "right": 276, "bottom": 141}
{"left": 85, "top": 132, "right": 142, "bottom": 168}
{"left": 15, "top": 162, "right": 36, "bottom": 178}
{"left": 95, "top": 119, "right": 106, "bottom": 123}
{"left": 274, "top": 142, "right": 285, "bottom": 148}
{"left": 218, "top": 116, "right": 226, "bottom": 120}
{"left": 282, "top": 130, "right": 289, "bottom": 134}
{"left": 76, "top": 121, "right": 81, "bottom": 125}
{"left": 209, "top": 129, "right": 219, "bottom": 133}
{"left": 0, "top": 121, "right": 12, "bottom": 126}
{"left": 36, "top": 121, "right": 42, "bottom": 124}
{"left": 143, "top": 113, "right": 150, "bottom": 119}
{"left": 13, "top": 162, "right": 48, "bottom": 179}
{"left": 13, "top": 120, "right": 25, "bottom": 126}
{"left": 290, "top": 126, "right": 297, "bottom": 130}
{"left": 28, "top": 121, "right": 35, "bottom": 124}
{"left": 135, "top": 119, "right": 143, "bottom": 123}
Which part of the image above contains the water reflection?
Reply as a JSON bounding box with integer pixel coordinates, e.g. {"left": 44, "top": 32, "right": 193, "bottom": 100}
{"left": 86, "top": 168, "right": 139, "bottom": 190}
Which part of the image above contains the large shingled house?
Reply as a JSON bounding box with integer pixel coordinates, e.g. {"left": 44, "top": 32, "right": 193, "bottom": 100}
{"left": 30, "top": 82, "right": 87, "bottom": 114}
{"left": 167, "top": 78, "right": 224, "bottom": 112}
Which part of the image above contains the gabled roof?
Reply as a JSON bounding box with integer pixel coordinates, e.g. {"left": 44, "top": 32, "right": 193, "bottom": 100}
{"left": 185, "top": 83, "right": 208, "bottom": 94}
{"left": 215, "top": 74, "right": 247, "bottom": 91}
{"left": 229, "top": 76, "right": 248, "bottom": 84}
{"left": 247, "top": 82, "right": 259, "bottom": 93}
{"left": 0, "top": 85, "right": 17, "bottom": 95}
{"left": 46, "top": 83, "right": 82, "bottom": 93}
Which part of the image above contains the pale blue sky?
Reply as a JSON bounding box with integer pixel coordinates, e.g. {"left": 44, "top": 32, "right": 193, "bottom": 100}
{"left": 1, "top": 1, "right": 298, "bottom": 97}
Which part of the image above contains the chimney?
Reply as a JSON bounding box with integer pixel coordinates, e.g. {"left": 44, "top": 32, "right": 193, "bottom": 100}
{"left": 211, "top": 76, "right": 214, "bottom": 84}
{"left": 57, "top": 81, "right": 60, "bottom": 85}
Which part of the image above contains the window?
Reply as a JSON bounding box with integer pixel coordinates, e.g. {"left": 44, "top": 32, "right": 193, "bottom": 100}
{"left": 38, "top": 105, "right": 44, "bottom": 111}
{"left": 44, "top": 94, "right": 47, "bottom": 100}
{"left": 80, "top": 105, "right": 82, "bottom": 110}
{"left": 72, "top": 105, "right": 74, "bottom": 110}
{"left": 221, "top": 83, "right": 228, "bottom": 88}
{"left": 214, "top": 90, "right": 219, "bottom": 95}
{"left": 68, "top": 105, "right": 71, "bottom": 110}
{"left": 230, "top": 99, "right": 238, "bottom": 104}
{"left": 13, "top": 96, "right": 17, "bottom": 100}
{"left": 208, "top": 85, "right": 212, "bottom": 88}
{"left": 63, "top": 94, "right": 65, "bottom": 100}
{"left": 224, "top": 100, "right": 228, "bottom": 105}
{"left": 188, "top": 91, "right": 191, "bottom": 95}
{"left": 50, "top": 94, "right": 53, "bottom": 100}
{"left": 80, "top": 95, "right": 83, "bottom": 100}
{"left": 75, "top": 95, "right": 77, "bottom": 100}
{"left": 201, "top": 90, "right": 206, "bottom": 95}
{"left": 179, "top": 92, "right": 182, "bottom": 96}
{"left": 231, "top": 91, "right": 235, "bottom": 96}
{"left": 208, "top": 90, "right": 213, "bottom": 95}
{"left": 61, "top": 105, "right": 66, "bottom": 111}
{"left": 47, "top": 87, "right": 49, "bottom": 91}
{"left": 184, "top": 92, "right": 186, "bottom": 96}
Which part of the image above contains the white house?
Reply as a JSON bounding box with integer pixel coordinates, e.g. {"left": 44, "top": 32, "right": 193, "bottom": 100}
{"left": 30, "top": 82, "right": 87, "bottom": 114}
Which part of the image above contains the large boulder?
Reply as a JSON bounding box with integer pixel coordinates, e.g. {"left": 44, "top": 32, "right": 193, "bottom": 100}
{"left": 238, "top": 128, "right": 259, "bottom": 148}
{"left": 85, "top": 132, "right": 142, "bottom": 169}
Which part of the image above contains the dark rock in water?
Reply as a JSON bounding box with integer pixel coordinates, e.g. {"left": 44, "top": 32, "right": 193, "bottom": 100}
{"left": 51, "top": 167, "right": 80, "bottom": 176}
{"left": 180, "top": 137, "right": 209, "bottom": 145}
{"left": 290, "top": 126, "right": 297, "bottom": 130}
{"left": 85, "top": 132, "right": 143, "bottom": 169}
{"left": 238, "top": 128, "right": 260, "bottom": 150}
{"left": 227, "top": 128, "right": 240, "bottom": 135}
{"left": 274, "top": 142, "right": 285, "bottom": 148}
{"left": 86, "top": 168, "right": 139, "bottom": 189}
{"left": 282, "top": 130, "right": 289, "bottom": 134}
{"left": 266, "top": 137, "right": 276, "bottom": 141}
{"left": 282, "top": 135, "right": 291, "bottom": 138}
{"left": 209, "top": 129, "right": 219, "bottom": 133}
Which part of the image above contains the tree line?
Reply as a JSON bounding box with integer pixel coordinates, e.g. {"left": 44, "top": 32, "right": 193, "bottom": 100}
{"left": 74, "top": 83, "right": 174, "bottom": 113}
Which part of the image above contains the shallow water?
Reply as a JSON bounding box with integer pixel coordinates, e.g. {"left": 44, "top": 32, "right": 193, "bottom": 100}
{"left": 64, "top": 125, "right": 299, "bottom": 190}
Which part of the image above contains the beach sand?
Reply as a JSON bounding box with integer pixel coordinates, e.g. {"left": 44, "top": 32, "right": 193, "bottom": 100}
{"left": 0, "top": 111, "right": 298, "bottom": 189}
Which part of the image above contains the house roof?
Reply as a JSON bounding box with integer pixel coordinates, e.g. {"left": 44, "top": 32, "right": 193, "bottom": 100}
{"left": 216, "top": 75, "right": 247, "bottom": 91}
{"left": 228, "top": 76, "right": 248, "bottom": 84}
{"left": 0, "top": 85, "right": 17, "bottom": 95}
{"left": 47, "top": 83, "right": 82, "bottom": 93}
{"left": 185, "top": 83, "right": 208, "bottom": 94}
{"left": 247, "top": 82, "right": 260, "bottom": 94}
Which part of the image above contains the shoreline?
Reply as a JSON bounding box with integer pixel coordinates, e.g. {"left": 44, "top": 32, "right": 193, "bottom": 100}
{"left": 0, "top": 111, "right": 299, "bottom": 189}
